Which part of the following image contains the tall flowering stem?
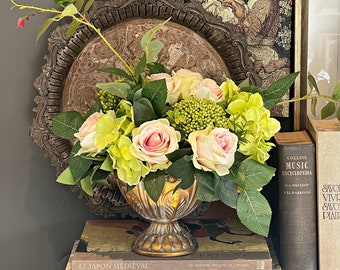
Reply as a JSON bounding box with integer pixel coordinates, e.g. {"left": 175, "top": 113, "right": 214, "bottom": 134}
{"left": 11, "top": 0, "right": 135, "bottom": 77}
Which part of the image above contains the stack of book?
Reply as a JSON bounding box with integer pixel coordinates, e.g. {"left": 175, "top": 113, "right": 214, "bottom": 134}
{"left": 65, "top": 216, "right": 279, "bottom": 270}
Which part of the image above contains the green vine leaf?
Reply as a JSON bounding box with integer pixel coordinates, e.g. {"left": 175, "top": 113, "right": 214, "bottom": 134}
{"left": 36, "top": 17, "right": 55, "bottom": 42}
{"left": 321, "top": 102, "right": 336, "bottom": 119}
{"left": 308, "top": 73, "right": 320, "bottom": 94}
{"left": 66, "top": 18, "right": 81, "bottom": 38}
{"left": 332, "top": 81, "right": 340, "bottom": 99}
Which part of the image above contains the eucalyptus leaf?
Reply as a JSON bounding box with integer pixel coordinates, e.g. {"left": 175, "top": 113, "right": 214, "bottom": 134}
{"left": 80, "top": 175, "right": 94, "bottom": 196}
{"left": 321, "top": 102, "right": 336, "bottom": 119}
{"left": 144, "top": 170, "right": 166, "bottom": 202}
{"left": 141, "top": 18, "right": 170, "bottom": 58}
{"left": 52, "top": 111, "right": 84, "bottom": 139}
{"left": 262, "top": 72, "right": 299, "bottom": 109}
{"left": 142, "top": 79, "right": 167, "bottom": 116}
{"left": 195, "top": 170, "right": 219, "bottom": 202}
{"left": 237, "top": 190, "right": 272, "bottom": 237}
{"left": 56, "top": 167, "right": 77, "bottom": 185}
{"left": 145, "top": 40, "right": 164, "bottom": 63}
{"left": 133, "top": 98, "right": 157, "bottom": 127}
{"left": 134, "top": 54, "right": 147, "bottom": 78}
{"left": 96, "top": 82, "right": 131, "bottom": 100}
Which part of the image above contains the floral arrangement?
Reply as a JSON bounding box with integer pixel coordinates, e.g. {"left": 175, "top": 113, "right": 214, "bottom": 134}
{"left": 12, "top": 0, "right": 305, "bottom": 237}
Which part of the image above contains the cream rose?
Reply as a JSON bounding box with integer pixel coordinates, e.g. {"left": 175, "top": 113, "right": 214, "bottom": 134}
{"left": 191, "top": 78, "right": 223, "bottom": 102}
{"left": 130, "top": 119, "right": 181, "bottom": 171}
{"left": 166, "top": 69, "right": 203, "bottom": 104}
{"left": 74, "top": 112, "right": 103, "bottom": 156}
{"left": 188, "top": 126, "right": 238, "bottom": 176}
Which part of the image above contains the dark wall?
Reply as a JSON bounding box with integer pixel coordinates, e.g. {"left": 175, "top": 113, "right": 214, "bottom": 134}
{"left": 0, "top": 1, "right": 95, "bottom": 269}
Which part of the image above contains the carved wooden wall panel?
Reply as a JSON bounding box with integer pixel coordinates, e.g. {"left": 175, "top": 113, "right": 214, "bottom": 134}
{"left": 30, "top": 0, "right": 257, "bottom": 218}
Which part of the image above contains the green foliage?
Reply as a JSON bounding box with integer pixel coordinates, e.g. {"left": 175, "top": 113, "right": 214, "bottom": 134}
{"left": 308, "top": 73, "right": 340, "bottom": 120}
{"left": 56, "top": 167, "right": 76, "bottom": 185}
{"left": 68, "top": 142, "right": 93, "bottom": 181}
{"left": 96, "top": 82, "right": 131, "bottom": 100}
{"left": 133, "top": 98, "right": 157, "bottom": 127}
{"left": 195, "top": 170, "right": 220, "bottom": 202}
{"left": 144, "top": 170, "right": 166, "bottom": 203}
{"left": 141, "top": 79, "right": 167, "bottom": 116}
{"left": 141, "top": 18, "right": 170, "bottom": 62}
{"left": 80, "top": 175, "right": 93, "bottom": 196}
{"left": 36, "top": 17, "right": 55, "bottom": 42}
{"left": 217, "top": 175, "right": 238, "bottom": 208}
{"left": 229, "top": 159, "right": 275, "bottom": 190}
{"left": 167, "top": 156, "right": 195, "bottom": 190}
{"left": 237, "top": 190, "right": 272, "bottom": 237}
{"left": 52, "top": 111, "right": 83, "bottom": 139}
{"left": 261, "top": 72, "right": 299, "bottom": 109}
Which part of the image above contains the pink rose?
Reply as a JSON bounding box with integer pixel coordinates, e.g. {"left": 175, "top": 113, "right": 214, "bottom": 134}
{"left": 191, "top": 78, "right": 223, "bottom": 102}
{"left": 74, "top": 112, "right": 103, "bottom": 156}
{"left": 188, "top": 127, "right": 238, "bottom": 176}
{"left": 130, "top": 119, "right": 181, "bottom": 171}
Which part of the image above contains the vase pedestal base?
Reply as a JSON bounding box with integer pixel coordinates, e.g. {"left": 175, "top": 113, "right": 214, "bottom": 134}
{"left": 131, "top": 221, "right": 197, "bottom": 257}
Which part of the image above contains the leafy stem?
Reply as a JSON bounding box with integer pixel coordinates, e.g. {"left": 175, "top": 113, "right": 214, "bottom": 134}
{"left": 11, "top": 0, "right": 135, "bottom": 78}
{"left": 277, "top": 91, "right": 340, "bottom": 105}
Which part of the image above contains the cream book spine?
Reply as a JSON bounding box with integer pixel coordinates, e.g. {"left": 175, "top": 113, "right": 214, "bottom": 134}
{"left": 307, "top": 116, "right": 340, "bottom": 270}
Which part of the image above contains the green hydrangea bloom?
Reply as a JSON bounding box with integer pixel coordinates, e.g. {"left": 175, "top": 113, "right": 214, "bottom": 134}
{"left": 107, "top": 135, "right": 150, "bottom": 185}
{"left": 227, "top": 92, "right": 280, "bottom": 163}
{"left": 167, "top": 96, "right": 229, "bottom": 137}
{"left": 95, "top": 101, "right": 134, "bottom": 150}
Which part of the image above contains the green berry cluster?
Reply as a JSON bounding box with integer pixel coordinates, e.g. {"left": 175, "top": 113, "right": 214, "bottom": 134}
{"left": 97, "top": 89, "right": 121, "bottom": 112}
{"left": 167, "top": 96, "right": 229, "bottom": 137}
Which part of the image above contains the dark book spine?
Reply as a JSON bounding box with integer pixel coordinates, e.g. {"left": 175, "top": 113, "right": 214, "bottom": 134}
{"left": 277, "top": 142, "right": 317, "bottom": 270}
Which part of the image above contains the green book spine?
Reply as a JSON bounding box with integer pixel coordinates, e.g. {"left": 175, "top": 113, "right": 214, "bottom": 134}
{"left": 275, "top": 131, "right": 317, "bottom": 270}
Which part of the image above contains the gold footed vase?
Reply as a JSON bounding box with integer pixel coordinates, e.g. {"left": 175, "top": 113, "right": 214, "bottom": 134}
{"left": 116, "top": 176, "right": 200, "bottom": 257}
